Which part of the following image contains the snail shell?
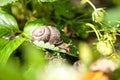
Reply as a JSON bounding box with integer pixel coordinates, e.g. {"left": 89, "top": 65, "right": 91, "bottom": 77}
{"left": 32, "top": 25, "right": 62, "bottom": 45}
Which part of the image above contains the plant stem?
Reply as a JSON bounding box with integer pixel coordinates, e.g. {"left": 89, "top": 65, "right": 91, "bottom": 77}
{"left": 87, "top": 0, "right": 96, "bottom": 11}
{"left": 86, "top": 23, "right": 100, "bottom": 41}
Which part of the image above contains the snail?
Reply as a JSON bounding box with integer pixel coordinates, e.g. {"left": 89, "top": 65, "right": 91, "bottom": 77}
{"left": 32, "top": 25, "right": 63, "bottom": 45}
{"left": 32, "top": 25, "right": 70, "bottom": 51}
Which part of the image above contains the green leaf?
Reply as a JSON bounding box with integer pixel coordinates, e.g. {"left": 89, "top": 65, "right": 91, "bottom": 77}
{"left": 103, "top": 8, "right": 120, "bottom": 27}
{"left": 37, "top": 0, "right": 57, "bottom": 2}
{"left": 33, "top": 41, "right": 66, "bottom": 53}
{"left": 0, "top": 11, "right": 18, "bottom": 29}
{"left": 0, "top": 38, "right": 9, "bottom": 50}
{"left": 33, "top": 41, "right": 78, "bottom": 57}
{"left": 0, "top": 11, "right": 19, "bottom": 37}
{"left": 24, "top": 19, "right": 48, "bottom": 39}
{"left": 0, "top": 35, "right": 26, "bottom": 65}
{"left": 0, "top": 25, "right": 14, "bottom": 37}
{"left": 0, "top": 0, "right": 18, "bottom": 6}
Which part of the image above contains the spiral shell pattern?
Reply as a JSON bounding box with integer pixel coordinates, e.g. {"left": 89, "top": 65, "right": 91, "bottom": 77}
{"left": 32, "top": 25, "right": 62, "bottom": 45}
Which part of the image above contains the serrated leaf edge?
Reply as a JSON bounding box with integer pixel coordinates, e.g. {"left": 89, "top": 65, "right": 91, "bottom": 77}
{"left": 33, "top": 41, "right": 66, "bottom": 53}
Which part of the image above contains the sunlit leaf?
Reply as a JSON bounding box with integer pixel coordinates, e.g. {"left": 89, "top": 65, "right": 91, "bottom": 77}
{"left": 33, "top": 41, "right": 66, "bottom": 53}
{"left": 0, "top": 25, "right": 14, "bottom": 37}
{"left": 0, "top": 10, "right": 19, "bottom": 37}
{"left": 0, "top": 38, "right": 9, "bottom": 50}
{"left": 103, "top": 8, "right": 120, "bottom": 27}
{"left": 33, "top": 40, "right": 78, "bottom": 57}
{"left": 0, "top": 65, "right": 24, "bottom": 80}
{"left": 19, "top": 41, "right": 46, "bottom": 80}
{"left": 0, "top": 35, "right": 26, "bottom": 65}
{"left": 20, "top": 41, "right": 46, "bottom": 67}
{"left": 0, "top": 0, "right": 18, "bottom": 6}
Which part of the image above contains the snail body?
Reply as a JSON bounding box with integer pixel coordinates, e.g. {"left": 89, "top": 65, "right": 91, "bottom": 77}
{"left": 32, "top": 25, "right": 62, "bottom": 45}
